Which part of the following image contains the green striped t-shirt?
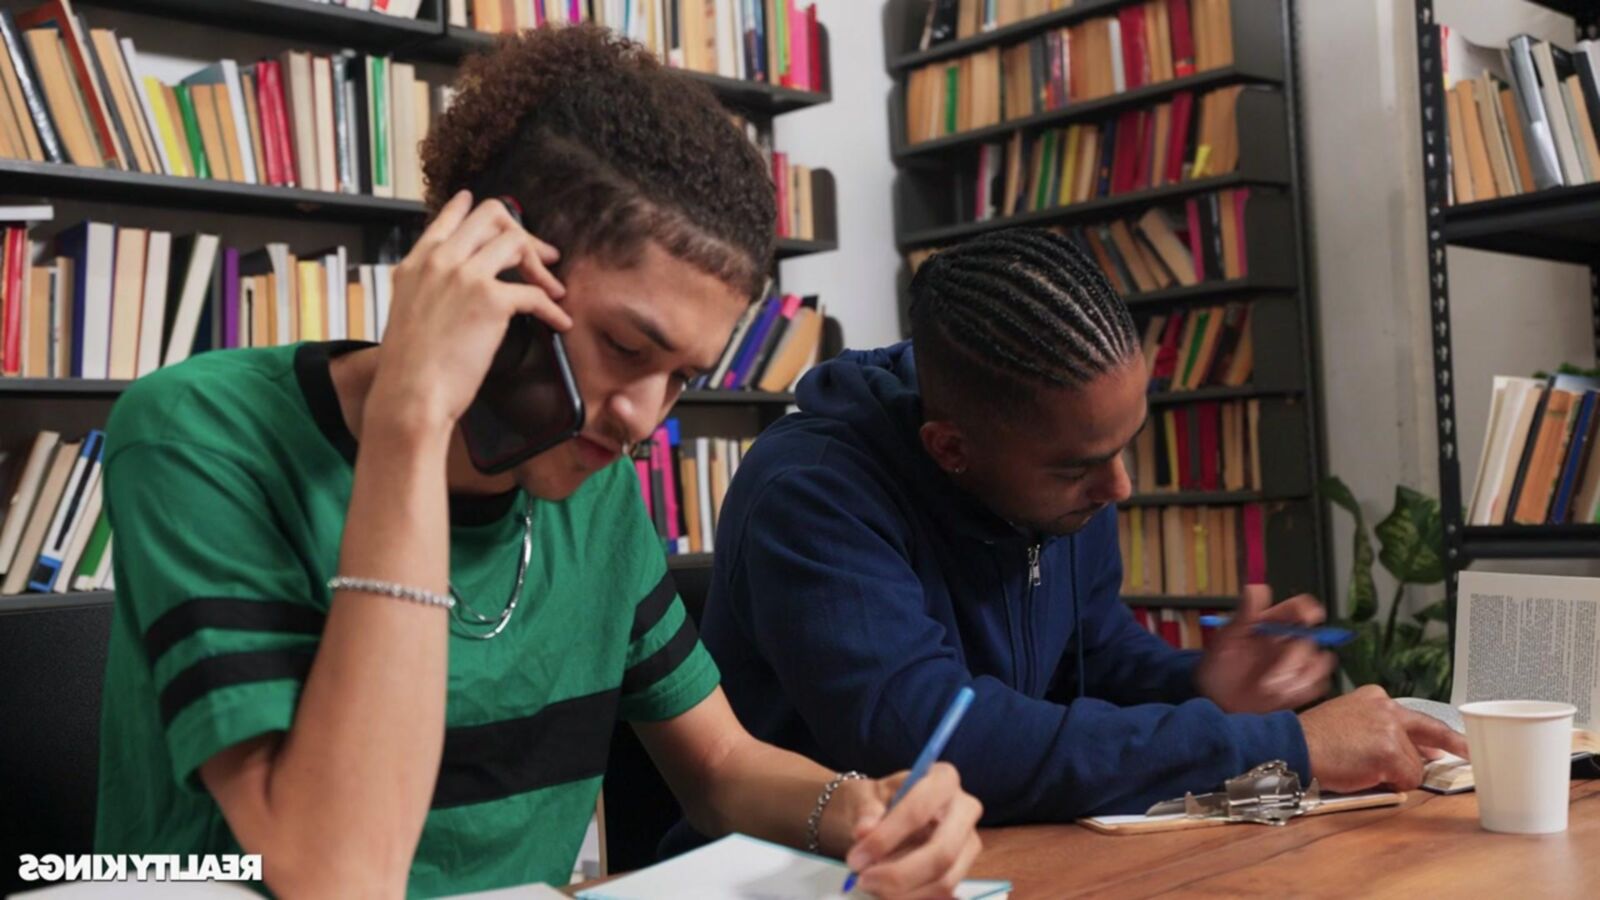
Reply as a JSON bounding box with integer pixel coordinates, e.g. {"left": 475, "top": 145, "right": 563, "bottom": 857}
{"left": 94, "top": 342, "right": 718, "bottom": 896}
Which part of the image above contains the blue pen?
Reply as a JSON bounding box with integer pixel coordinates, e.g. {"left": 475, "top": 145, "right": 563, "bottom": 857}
{"left": 842, "top": 686, "right": 975, "bottom": 894}
{"left": 1197, "top": 615, "right": 1355, "bottom": 648}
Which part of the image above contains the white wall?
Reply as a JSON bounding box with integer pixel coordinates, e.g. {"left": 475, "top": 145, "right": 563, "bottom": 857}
{"left": 775, "top": 0, "right": 905, "bottom": 351}
{"left": 1299, "top": 0, "right": 1600, "bottom": 615}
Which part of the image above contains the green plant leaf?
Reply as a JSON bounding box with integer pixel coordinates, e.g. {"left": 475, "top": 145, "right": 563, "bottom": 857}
{"left": 1336, "top": 619, "right": 1383, "bottom": 687}
{"left": 1320, "top": 476, "right": 1378, "bottom": 621}
{"left": 1392, "top": 641, "right": 1452, "bottom": 702}
{"left": 1394, "top": 621, "right": 1424, "bottom": 650}
{"left": 1375, "top": 486, "right": 1445, "bottom": 585}
{"left": 1413, "top": 598, "right": 1450, "bottom": 624}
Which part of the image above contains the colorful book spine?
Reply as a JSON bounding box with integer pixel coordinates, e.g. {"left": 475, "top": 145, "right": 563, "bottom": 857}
{"left": 174, "top": 84, "right": 210, "bottom": 179}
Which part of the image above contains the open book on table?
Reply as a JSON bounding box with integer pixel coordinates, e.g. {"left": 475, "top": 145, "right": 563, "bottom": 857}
{"left": 1402, "top": 571, "right": 1600, "bottom": 794}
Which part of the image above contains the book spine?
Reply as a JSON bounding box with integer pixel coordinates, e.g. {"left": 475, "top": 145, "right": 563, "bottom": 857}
{"left": 265, "top": 61, "right": 296, "bottom": 188}
{"left": 1241, "top": 502, "right": 1265, "bottom": 584}
{"left": 28, "top": 430, "right": 102, "bottom": 592}
{"left": 0, "top": 11, "right": 64, "bottom": 162}
{"left": 174, "top": 84, "right": 210, "bottom": 179}
{"left": 1, "top": 227, "right": 23, "bottom": 375}
{"left": 222, "top": 247, "right": 239, "bottom": 349}
{"left": 371, "top": 56, "right": 389, "bottom": 192}
{"left": 80, "top": 21, "right": 132, "bottom": 170}
{"left": 1551, "top": 392, "right": 1596, "bottom": 523}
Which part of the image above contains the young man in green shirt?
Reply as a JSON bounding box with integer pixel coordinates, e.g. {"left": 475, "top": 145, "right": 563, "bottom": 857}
{"left": 95, "top": 25, "right": 982, "bottom": 898}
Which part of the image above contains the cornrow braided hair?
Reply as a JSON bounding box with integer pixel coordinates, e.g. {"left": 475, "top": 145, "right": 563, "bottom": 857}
{"left": 910, "top": 228, "right": 1139, "bottom": 417}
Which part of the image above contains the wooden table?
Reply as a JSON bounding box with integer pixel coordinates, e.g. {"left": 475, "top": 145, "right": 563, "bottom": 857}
{"left": 971, "top": 780, "right": 1600, "bottom": 898}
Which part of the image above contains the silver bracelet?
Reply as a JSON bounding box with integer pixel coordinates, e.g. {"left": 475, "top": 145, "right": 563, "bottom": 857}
{"left": 327, "top": 576, "right": 455, "bottom": 610}
{"left": 806, "top": 770, "right": 867, "bottom": 854}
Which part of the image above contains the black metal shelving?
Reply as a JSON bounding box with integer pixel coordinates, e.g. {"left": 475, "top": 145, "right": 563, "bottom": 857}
{"left": 897, "top": 173, "right": 1287, "bottom": 250}
{"left": 886, "top": 0, "right": 1327, "bottom": 607}
{"left": 0, "top": 592, "right": 115, "bottom": 615}
{"left": 1413, "top": 0, "right": 1600, "bottom": 648}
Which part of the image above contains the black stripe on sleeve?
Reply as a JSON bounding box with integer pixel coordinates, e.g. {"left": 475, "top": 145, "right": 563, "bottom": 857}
{"left": 143, "top": 598, "right": 327, "bottom": 666}
{"left": 629, "top": 572, "right": 678, "bottom": 642}
{"left": 431, "top": 689, "right": 622, "bottom": 809}
{"left": 621, "top": 615, "right": 700, "bottom": 698}
{"left": 159, "top": 648, "right": 316, "bottom": 727}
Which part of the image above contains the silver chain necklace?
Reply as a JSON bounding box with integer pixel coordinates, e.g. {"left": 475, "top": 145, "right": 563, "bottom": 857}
{"left": 448, "top": 495, "right": 534, "bottom": 641}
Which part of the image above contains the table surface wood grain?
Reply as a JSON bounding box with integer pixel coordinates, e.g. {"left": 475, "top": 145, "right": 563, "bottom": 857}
{"left": 969, "top": 780, "right": 1600, "bottom": 899}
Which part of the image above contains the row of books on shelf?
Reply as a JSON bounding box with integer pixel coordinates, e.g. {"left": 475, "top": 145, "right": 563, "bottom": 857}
{"left": 1442, "top": 26, "right": 1600, "bottom": 203}
{"left": 903, "top": 0, "right": 1235, "bottom": 143}
{"left": 1129, "top": 606, "right": 1221, "bottom": 651}
{"left": 907, "top": 188, "right": 1255, "bottom": 295}
{"left": 915, "top": 0, "right": 1072, "bottom": 50}
{"left": 960, "top": 85, "right": 1251, "bottom": 224}
{"left": 0, "top": 215, "right": 396, "bottom": 379}
{"left": 455, "top": 0, "right": 825, "bottom": 92}
{"left": 1137, "top": 302, "right": 1252, "bottom": 393}
{"left": 691, "top": 292, "right": 822, "bottom": 393}
{"left": 773, "top": 154, "right": 824, "bottom": 241}
{"left": 1117, "top": 502, "right": 1265, "bottom": 598}
{"left": 638, "top": 422, "right": 749, "bottom": 554}
{"left": 0, "top": 4, "right": 440, "bottom": 199}
{"left": 0, "top": 429, "right": 113, "bottom": 597}
{"left": 1126, "top": 399, "right": 1262, "bottom": 494}
{"left": 1467, "top": 373, "right": 1600, "bottom": 527}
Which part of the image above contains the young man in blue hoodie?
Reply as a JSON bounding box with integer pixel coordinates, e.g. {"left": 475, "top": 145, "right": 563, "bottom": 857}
{"left": 689, "top": 228, "right": 1466, "bottom": 832}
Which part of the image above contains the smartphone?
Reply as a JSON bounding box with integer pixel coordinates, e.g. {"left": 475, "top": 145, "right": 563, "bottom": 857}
{"left": 457, "top": 197, "right": 585, "bottom": 474}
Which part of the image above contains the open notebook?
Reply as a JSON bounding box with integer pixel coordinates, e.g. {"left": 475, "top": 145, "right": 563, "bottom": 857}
{"left": 575, "top": 834, "right": 1011, "bottom": 900}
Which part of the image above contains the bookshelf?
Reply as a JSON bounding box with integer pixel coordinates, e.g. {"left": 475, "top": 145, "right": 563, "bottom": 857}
{"left": 0, "top": 5, "right": 836, "bottom": 607}
{"left": 427, "top": 24, "right": 834, "bottom": 116}
{"left": 883, "top": 0, "right": 1328, "bottom": 612}
{"left": 87, "top": 0, "right": 445, "bottom": 50}
{"left": 1412, "top": 0, "right": 1600, "bottom": 646}
{"left": 0, "top": 159, "right": 430, "bottom": 221}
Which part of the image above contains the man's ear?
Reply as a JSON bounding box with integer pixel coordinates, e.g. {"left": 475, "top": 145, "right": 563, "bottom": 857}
{"left": 919, "top": 419, "right": 970, "bottom": 476}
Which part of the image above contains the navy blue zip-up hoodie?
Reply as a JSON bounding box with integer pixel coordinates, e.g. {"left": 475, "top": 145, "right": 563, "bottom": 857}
{"left": 698, "top": 343, "right": 1310, "bottom": 823}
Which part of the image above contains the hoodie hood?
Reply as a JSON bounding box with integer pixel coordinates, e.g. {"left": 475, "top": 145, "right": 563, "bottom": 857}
{"left": 795, "top": 341, "right": 1023, "bottom": 543}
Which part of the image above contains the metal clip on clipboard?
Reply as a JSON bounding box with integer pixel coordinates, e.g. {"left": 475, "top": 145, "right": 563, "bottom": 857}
{"left": 1145, "top": 761, "right": 1323, "bottom": 826}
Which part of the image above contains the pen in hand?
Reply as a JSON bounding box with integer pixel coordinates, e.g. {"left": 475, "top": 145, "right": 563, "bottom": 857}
{"left": 841, "top": 685, "right": 976, "bottom": 895}
{"left": 1197, "top": 615, "right": 1355, "bottom": 648}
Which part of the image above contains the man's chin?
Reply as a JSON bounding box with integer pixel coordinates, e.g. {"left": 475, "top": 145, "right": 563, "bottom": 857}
{"left": 1042, "top": 507, "right": 1106, "bottom": 536}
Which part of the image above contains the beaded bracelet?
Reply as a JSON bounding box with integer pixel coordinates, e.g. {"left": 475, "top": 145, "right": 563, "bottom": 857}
{"left": 806, "top": 771, "right": 867, "bottom": 854}
{"left": 327, "top": 576, "right": 455, "bottom": 610}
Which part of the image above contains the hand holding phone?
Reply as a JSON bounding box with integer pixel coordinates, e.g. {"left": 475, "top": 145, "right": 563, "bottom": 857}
{"left": 367, "top": 191, "right": 572, "bottom": 451}
{"left": 457, "top": 197, "right": 586, "bottom": 474}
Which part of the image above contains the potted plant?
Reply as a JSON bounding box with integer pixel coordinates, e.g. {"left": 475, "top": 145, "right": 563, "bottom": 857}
{"left": 1319, "top": 477, "right": 1452, "bottom": 701}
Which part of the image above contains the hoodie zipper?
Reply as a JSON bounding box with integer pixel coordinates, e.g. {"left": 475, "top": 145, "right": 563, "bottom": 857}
{"left": 1023, "top": 543, "right": 1041, "bottom": 694}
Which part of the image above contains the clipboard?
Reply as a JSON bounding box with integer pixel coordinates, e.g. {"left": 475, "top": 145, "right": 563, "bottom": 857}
{"left": 1078, "top": 790, "right": 1406, "bottom": 835}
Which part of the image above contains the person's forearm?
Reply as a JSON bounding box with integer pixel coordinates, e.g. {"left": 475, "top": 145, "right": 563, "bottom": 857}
{"left": 694, "top": 739, "right": 867, "bottom": 859}
{"left": 257, "top": 410, "right": 454, "bottom": 892}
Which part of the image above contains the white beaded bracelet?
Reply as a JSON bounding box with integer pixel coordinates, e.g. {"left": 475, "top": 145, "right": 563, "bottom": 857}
{"left": 327, "top": 576, "right": 455, "bottom": 610}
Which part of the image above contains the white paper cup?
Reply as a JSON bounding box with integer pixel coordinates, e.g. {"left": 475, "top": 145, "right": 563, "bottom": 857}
{"left": 1460, "top": 700, "right": 1576, "bottom": 834}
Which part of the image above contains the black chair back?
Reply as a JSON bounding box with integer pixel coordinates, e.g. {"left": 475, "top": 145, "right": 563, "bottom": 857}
{"left": 601, "top": 562, "right": 712, "bottom": 871}
{"left": 0, "top": 599, "right": 113, "bottom": 898}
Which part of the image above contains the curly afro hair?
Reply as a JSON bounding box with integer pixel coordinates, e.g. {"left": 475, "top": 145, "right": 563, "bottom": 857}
{"left": 422, "top": 24, "right": 775, "bottom": 300}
